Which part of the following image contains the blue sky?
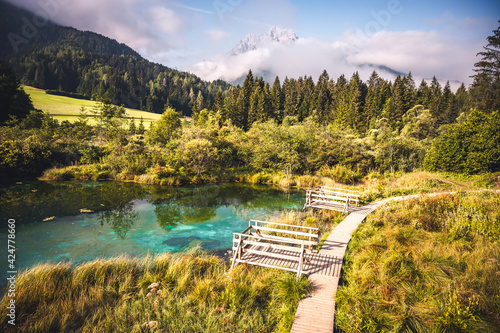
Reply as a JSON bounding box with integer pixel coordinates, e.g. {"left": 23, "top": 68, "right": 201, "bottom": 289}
{"left": 6, "top": 0, "right": 500, "bottom": 84}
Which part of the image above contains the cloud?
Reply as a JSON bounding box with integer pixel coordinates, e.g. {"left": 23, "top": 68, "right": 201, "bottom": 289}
{"left": 345, "top": 30, "right": 478, "bottom": 82}
{"left": 5, "top": 0, "right": 186, "bottom": 60}
{"left": 205, "top": 29, "right": 231, "bottom": 42}
{"left": 188, "top": 29, "right": 478, "bottom": 87}
{"left": 147, "top": 6, "right": 185, "bottom": 37}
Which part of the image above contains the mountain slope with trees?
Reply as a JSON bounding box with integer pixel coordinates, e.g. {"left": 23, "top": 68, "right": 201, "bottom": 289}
{"left": 0, "top": 0, "right": 231, "bottom": 115}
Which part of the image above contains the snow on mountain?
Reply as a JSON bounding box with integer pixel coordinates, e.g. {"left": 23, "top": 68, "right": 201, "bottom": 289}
{"left": 187, "top": 27, "right": 468, "bottom": 89}
{"left": 229, "top": 27, "right": 298, "bottom": 55}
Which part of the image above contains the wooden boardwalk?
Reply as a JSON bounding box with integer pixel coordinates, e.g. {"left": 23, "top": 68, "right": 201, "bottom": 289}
{"left": 229, "top": 194, "right": 428, "bottom": 332}
{"left": 291, "top": 196, "right": 422, "bottom": 333}
{"left": 291, "top": 205, "right": 375, "bottom": 333}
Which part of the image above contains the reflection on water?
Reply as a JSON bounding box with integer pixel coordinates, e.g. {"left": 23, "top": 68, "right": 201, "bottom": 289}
{"left": 0, "top": 181, "right": 303, "bottom": 275}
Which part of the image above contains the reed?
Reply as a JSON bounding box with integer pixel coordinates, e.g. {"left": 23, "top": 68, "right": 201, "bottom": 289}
{"left": 336, "top": 191, "right": 500, "bottom": 332}
{"left": 0, "top": 247, "right": 311, "bottom": 332}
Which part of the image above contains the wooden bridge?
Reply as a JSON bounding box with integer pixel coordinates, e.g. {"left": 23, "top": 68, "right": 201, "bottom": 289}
{"left": 303, "top": 186, "right": 360, "bottom": 214}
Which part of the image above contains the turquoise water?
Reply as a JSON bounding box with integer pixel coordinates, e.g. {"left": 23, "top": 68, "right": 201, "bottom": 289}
{"left": 0, "top": 181, "right": 303, "bottom": 275}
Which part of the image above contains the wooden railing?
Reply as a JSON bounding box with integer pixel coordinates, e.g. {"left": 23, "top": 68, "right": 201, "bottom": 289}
{"left": 230, "top": 220, "right": 319, "bottom": 279}
{"left": 304, "top": 186, "right": 360, "bottom": 214}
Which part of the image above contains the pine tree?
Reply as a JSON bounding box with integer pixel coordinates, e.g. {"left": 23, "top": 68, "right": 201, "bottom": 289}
{"left": 248, "top": 85, "right": 261, "bottom": 125}
{"left": 313, "top": 70, "right": 330, "bottom": 123}
{"left": 261, "top": 82, "right": 272, "bottom": 121}
{"left": 237, "top": 70, "right": 254, "bottom": 130}
{"left": 365, "top": 71, "right": 389, "bottom": 129}
{"left": 441, "top": 81, "right": 455, "bottom": 124}
{"left": 429, "top": 77, "right": 443, "bottom": 124}
{"left": 270, "top": 76, "right": 283, "bottom": 121}
{"left": 388, "top": 75, "right": 405, "bottom": 128}
{"left": 452, "top": 83, "right": 469, "bottom": 119}
{"left": 402, "top": 72, "right": 416, "bottom": 112}
{"left": 347, "top": 72, "right": 367, "bottom": 131}
{"left": 128, "top": 118, "right": 136, "bottom": 135}
{"left": 214, "top": 89, "right": 224, "bottom": 113}
{"left": 470, "top": 21, "right": 500, "bottom": 113}
{"left": 137, "top": 116, "right": 145, "bottom": 135}
{"left": 416, "top": 79, "right": 431, "bottom": 108}
{"left": 333, "top": 74, "right": 349, "bottom": 126}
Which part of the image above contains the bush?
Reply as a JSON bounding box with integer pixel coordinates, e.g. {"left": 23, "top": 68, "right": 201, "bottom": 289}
{"left": 317, "top": 164, "right": 361, "bottom": 184}
{"left": 424, "top": 110, "right": 500, "bottom": 174}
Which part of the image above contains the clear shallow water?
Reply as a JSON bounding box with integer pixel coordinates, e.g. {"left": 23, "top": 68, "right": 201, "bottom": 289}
{"left": 0, "top": 181, "right": 303, "bottom": 276}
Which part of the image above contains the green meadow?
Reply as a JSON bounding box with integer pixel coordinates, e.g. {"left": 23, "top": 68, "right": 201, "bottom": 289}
{"left": 22, "top": 86, "right": 162, "bottom": 126}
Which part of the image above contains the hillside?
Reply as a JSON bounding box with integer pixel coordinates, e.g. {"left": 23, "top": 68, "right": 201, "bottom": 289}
{"left": 0, "top": 0, "right": 231, "bottom": 115}
{"left": 23, "top": 86, "right": 161, "bottom": 126}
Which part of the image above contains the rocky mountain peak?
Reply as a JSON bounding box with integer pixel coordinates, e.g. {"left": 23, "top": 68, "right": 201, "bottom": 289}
{"left": 230, "top": 26, "right": 298, "bottom": 55}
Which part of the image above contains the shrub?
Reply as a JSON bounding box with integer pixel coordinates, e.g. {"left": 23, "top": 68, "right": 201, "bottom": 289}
{"left": 317, "top": 164, "right": 361, "bottom": 184}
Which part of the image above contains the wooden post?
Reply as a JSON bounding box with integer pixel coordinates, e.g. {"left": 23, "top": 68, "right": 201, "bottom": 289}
{"left": 342, "top": 198, "right": 348, "bottom": 215}
{"left": 296, "top": 243, "right": 305, "bottom": 280}
{"left": 230, "top": 236, "right": 242, "bottom": 271}
{"left": 237, "top": 235, "right": 242, "bottom": 260}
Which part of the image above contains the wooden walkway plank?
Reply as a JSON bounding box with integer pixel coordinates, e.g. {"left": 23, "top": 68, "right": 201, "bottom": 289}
{"left": 291, "top": 199, "right": 374, "bottom": 333}
{"left": 291, "top": 275, "right": 338, "bottom": 333}
{"left": 291, "top": 193, "right": 435, "bottom": 332}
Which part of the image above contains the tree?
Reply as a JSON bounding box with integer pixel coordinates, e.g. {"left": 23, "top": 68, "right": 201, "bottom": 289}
{"left": 332, "top": 74, "right": 349, "bottom": 126}
{"left": 347, "top": 72, "right": 366, "bottom": 132}
{"left": 214, "top": 89, "right": 224, "bottom": 114}
{"left": 416, "top": 79, "right": 431, "bottom": 108}
{"left": 470, "top": 21, "right": 500, "bottom": 113}
{"left": 0, "top": 62, "right": 33, "bottom": 123}
{"left": 428, "top": 77, "right": 443, "bottom": 124}
{"left": 182, "top": 139, "right": 217, "bottom": 175}
{"left": 423, "top": 110, "right": 500, "bottom": 174}
{"left": 137, "top": 117, "right": 146, "bottom": 135}
{"left": 270, "top": 76, "right": 284, "bottom": 122}
{"left": 387, "top": 75, "right": 405, "bottom": 128}
{"left": 146, "top": 107, "right": 182, "bottom": 145}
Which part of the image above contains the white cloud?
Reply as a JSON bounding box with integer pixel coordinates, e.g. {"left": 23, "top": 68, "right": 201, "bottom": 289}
{"left": 345, "top": 30, "right": 477, "bottom": 82}
{"left": 5, "top": 0, "right": 186, "bottom": 61}
{"left": 188, "top": 29, "right": 478, "bottom": 87}
{"left": 205, "top": 29, "right": 231, "bottom": 42}
{"left": 148, "top": 6, "right": 184, "bottom": 37}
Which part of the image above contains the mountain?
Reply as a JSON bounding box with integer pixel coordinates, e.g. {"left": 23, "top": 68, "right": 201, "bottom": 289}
{"left": 230, "top": 27, "right": 298, "bottom": 56}
{"left": 0, "top": 0, "right": 231, "bottom": 115}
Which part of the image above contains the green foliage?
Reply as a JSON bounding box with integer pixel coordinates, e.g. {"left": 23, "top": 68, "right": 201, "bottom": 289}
{"left": 0, "top": 62, "right": 33, "bottom": 123}
{"left": 181, "top": 138, "right": 218, "bottom": 175}
{"left": 146, "top": 107, "right": 182, "bottom": 145}
{"left": 470, "top": 21, "right": 500, "bottom": 113}
{"left": 317, "top": 164, "right": 361, "bottom": 184}
{"left": 424, "top": 110, "right": 500, "bottom": 174}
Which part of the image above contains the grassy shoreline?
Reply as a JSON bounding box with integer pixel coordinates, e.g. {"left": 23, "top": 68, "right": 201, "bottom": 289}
{"left": 1, "top": 171, "right": 498, "bottom": 332}
{"left": 41, "top": 166, "right": 498, "bottom": 204}
{"left": 0, "top": 206, "right": 341, "bottom": 332}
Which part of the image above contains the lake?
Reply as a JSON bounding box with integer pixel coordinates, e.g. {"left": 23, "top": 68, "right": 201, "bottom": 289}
{"left": 0, "top": 181, "right": 304, "bottom": 277}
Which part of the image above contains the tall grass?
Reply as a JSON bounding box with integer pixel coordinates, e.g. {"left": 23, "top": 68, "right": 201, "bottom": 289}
{"left": 0, "top": 247, "right": 312, "bottom": 332}
{"left": 336, "top": 191, "right": 500, "bottom": 332}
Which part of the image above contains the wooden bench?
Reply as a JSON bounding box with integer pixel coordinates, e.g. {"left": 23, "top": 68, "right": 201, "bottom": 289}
{"left": 230, "top": 220, "right": 319, "bottom": 279}
{"left": 304, "top": 186, "right": 360, "bottom": 214}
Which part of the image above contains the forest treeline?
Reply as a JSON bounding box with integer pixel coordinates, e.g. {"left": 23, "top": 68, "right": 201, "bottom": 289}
{"left": 211, "top": 70, "right": 468, "bottom": 132}
{"left": 0, "top": 13, "right": 499, "bottom": 182}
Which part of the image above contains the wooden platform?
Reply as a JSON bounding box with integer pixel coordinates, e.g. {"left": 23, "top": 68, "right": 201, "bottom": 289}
{"left": 303, "top": 186, "right": 361, "bottom": 214}
{"left": 234, "top": 245, "right": 343, "bottom": 277}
